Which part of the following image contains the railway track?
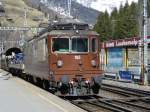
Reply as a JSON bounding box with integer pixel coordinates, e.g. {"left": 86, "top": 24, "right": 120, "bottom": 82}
{"left": 101, "top": 84, "right": 150, "bottom": 97}
{"left": 65, "top": 95, "right": 150, "bottom": 112}
{"left": 61, "top": 83, "right": 150, "bottom": 112}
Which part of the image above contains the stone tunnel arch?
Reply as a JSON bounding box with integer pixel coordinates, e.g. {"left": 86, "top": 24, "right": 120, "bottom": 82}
{"left": 1, "top": 47, "right": 22, "bottom": 70}
{"left": 5, "top": 47, "right": 22, "bottom": 56}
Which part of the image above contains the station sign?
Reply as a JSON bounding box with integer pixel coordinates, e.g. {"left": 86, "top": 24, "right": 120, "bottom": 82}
{"left": 102, "top": 37, "right": 139, "bottom": 48}
{"left": 101, "top": 36, "right": 150, "bottom": 48}
{"left": 147, "top": 36, "right": 150, "bottom": 43}
{"left": 119, "top": 71, "right": 132, "bottom": 81}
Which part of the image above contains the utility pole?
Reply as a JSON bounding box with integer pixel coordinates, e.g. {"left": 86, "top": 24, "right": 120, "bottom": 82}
{"left": 24, "top": 8, "right": 28, "bottom": 27}
{"left": 143, "top": 0, "right": 148, "bottom": 85}
{"left": 0, "top": 31, "right": 2, "bottom": 68}
{"left": 68, "top": 0, "right": 72, "bottom": 17}
{"left": 139, "top": 0, "right": 148, "bottom": 85}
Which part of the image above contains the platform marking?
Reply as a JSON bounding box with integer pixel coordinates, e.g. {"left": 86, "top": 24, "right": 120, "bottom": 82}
{"left": 15, "top": 78, "right": 68, "bottom": 112}
{"left": 37, "top": 93, "right": 68, "bottom": 112}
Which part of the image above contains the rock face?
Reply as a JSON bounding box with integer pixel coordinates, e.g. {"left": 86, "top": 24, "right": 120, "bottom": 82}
{"left": 0, "top": 0, "right": 48, "bottom": 27}
{"left": 24, "top": 0, "right": 100, "bottom": 25}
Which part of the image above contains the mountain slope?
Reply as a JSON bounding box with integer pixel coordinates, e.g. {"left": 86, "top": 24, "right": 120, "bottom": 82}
{"left": 0, "top": 0, "right": 48, "bottom": 27}
{"left": 24, "top": 0, "right": 100, "bottom": 25}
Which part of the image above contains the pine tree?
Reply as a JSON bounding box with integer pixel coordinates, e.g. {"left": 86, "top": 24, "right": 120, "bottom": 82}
{"left": 115, "top": 3, "right": 128, "bottom": 39}
{"left": 94, "top": 11, "right": 112, "bottom": 41}
{"left": 111, "top": 8, "right": 118, "bottom": 39}
{"left": 128, "top": 2, "right": 138, "bottom": 37}
{"left": 94, "top": 1, "right": 139, "bottom": 41}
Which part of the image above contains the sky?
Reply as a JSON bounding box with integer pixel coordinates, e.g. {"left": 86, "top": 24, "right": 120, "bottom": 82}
{"left": 91, "top": 0, "right": 138, "bottom": 13}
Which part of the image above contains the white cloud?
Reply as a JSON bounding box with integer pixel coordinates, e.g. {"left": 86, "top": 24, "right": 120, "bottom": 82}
{"left": 91, "top": 0, "right": 138, "bottom": 13}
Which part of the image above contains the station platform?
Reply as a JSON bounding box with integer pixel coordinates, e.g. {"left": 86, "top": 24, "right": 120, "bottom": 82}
{"left": 0, "top": 69, "right": 85, "bottom": 112}
{"left": 102, "top": 79, "right": 150, "bottom": 92}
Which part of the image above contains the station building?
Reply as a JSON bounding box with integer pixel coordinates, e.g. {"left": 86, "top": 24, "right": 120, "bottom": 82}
{"left": 100, "top": 37, "right": 150, "bottom": 84}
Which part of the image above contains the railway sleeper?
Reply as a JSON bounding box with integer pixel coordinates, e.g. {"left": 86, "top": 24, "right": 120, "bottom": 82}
{"left": 87, "top": 101, "right": 131, "bottom": 112}
{"left": 97, "top": 100, "right": 133, "bottom": 112}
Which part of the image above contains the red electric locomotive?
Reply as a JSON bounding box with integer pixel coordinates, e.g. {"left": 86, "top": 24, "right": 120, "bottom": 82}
{"left": 24, "top": 22, "right": 103, "bottom": 96}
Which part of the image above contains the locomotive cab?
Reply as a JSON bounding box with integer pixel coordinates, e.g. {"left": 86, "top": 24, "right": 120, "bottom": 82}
{"left": 47, "top": 23, "right": 103, "bottom": 95}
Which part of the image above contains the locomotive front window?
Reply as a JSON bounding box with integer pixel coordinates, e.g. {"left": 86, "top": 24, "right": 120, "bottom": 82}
{"left": 52, "top": 38, "right": 69, "bottom": 52}
{"left": 92, "top": 38, "right": 97, "bottom": 52}
{"left": 71, "top": 38, "right": 88, "bottom": 52}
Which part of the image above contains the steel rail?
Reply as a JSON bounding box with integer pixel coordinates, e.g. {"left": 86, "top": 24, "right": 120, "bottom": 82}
{"left": 87, "top": 101, "right": 132, "bottom": 112}
{"left": 101, "top": 84, "right": 150, "bottom": 97}
{"left": 70, "top": 101, "right": 95, "bottom": 112}
{"left": 101, "top": 86, "right": 143, "bottom": 97}
{"left": 69, "top": 95, "right": 133, "bottom": 112}
{"left": 112, "top": 100, "right": 150, "bottom": 111}
{"left": 101, "top": 86, "right": 132, "bottom": 97}
{"left": 96, "top": 100, "right": 133, "bottom": 112}
{"left": 102, "top": 84, "right": 150, "bottom": 96}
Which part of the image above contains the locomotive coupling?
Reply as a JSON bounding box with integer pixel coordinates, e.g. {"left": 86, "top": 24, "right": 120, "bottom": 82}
{"left": 60, "top": 75, "right": 69, "bottom": 85}
{"left": 91, "top": 75, "right": 102, "bottom": 85}
{"left": 58, "top": 75, "right": 70, "bottom": 94}
{"left": 91, "top": 75, "right": 103, "bottom": 94}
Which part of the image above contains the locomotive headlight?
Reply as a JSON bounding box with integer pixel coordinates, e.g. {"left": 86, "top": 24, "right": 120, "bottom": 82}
{"left": 85, "top": 80, "right": 89, "bottom": 84}
{"left": 69, "top": 80, "right": 74, "bottom": 84}
{"left": 91, "top": 60, "right": 96, "bottom": 67}
{"left": 57, "top": 60, "right": 63, "bottom": 67}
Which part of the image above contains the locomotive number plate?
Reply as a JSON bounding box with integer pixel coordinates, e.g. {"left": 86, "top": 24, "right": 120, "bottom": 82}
{"left": 75, "top": 55, "right": 81, "bottom": 60}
